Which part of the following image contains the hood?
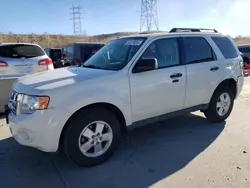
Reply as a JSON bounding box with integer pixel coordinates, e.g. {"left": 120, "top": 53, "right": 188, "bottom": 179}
{"left": 13, "top": 66, "right": 115, "bottom": 94}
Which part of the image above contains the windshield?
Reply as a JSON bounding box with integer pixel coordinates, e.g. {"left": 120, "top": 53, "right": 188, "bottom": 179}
{"left": 82, "top": 37, "right": 146, "bottom": 70}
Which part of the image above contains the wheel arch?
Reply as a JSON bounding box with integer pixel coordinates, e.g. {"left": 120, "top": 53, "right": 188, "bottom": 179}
{"left": 58, "top": 102, "right": 127, "bottom": 151}
{"left": 211, "top": 78, "right": 237, "bottom": 101}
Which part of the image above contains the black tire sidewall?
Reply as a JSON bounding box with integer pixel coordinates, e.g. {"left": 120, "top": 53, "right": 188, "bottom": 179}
{"left": 64, "top": 108, "right": 121, "bottom": 167}
{"left": 205, "top": 87, "right": 234, "bottom": 122}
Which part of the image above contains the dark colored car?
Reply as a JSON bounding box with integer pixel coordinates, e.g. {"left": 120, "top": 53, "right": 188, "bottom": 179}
{"left": 44, "top": 48, "right": 62, "bottom": 62}
{"left": 62, "top": 42, "right": 105, "bottom": 66}
{"left": 239, "top": 51, "right": 250, "bottom": 76}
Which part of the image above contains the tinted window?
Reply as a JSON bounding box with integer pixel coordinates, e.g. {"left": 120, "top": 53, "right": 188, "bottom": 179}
{"left": 63, "top": 45, "right": 74, "bottom": 58}
{"left": 44, "top": 48, "right": 50, "bottom": 56}
{"left": 212, "top": 37, "right": 238, "bottom": 59}
{"left": 183, "top": 37, "right": 214, "bottom": 64}
{"left": 141, "top": 38, "right": 180, "bottom": 68}
{"left": 0, "top": 44, "right": 45, "bottom": 58}
{"left": 238, "top": 47, "right": 250, "bottom": 53}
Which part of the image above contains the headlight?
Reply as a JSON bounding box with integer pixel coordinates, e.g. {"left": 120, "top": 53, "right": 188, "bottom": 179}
{"left": 18, "top": 94, "right": 50, "bottom": 114}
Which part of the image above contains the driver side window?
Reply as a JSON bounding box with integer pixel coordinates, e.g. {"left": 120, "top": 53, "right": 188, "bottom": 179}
{"left": 141, "top": 38, "right": 180, "bottom": 69}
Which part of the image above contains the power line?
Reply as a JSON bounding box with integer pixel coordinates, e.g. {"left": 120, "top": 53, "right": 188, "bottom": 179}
{"left": 140, "top": 0, "right": 159, "bottom": 32}
{"left": 70, "top": 5, "right": 83, "bottom": 35}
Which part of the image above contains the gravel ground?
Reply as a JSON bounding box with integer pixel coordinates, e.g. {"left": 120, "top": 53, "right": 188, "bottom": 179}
{"left": 0, "top": 78, "right": 250, "bottom": 188}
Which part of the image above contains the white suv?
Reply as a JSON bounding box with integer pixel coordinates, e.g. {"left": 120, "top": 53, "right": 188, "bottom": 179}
{"left": 5, "top": 28, "right": 244, "bottom": 167}
{"left": 0, "top": 43, "right": 54, "bottom": 112}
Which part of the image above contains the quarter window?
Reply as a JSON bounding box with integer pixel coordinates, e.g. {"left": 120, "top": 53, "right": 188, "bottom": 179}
{"left": 212, "top": 37, "right": 238, "bottom": 59}
{"left": 183, "top": 37, "right": 215, "bottom": 64}
{"left": 140, "top": 38, "right": 180, "bottom": 68}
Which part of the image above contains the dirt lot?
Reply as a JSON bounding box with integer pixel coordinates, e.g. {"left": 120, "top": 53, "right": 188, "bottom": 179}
{"left": 0, "top": 78, "right": 250, "bottom": 188}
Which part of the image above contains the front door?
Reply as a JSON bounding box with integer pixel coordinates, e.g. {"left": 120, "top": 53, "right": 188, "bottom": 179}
{"left": 129, "top": 37, "right": 186, "bottom": 122}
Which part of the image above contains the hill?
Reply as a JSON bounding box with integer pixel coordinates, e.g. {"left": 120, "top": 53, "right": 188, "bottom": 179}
{"left": 0, "top": 32, "right": 137, "bottom": 48}
{"left": 0, "top": 32, "right": 249, "bottom": 49}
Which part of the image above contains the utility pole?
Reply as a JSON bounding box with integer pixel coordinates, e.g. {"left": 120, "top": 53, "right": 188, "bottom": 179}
{"left": 70, "top": 5, "right": 83, "bottom": 35}
{"left": 140, "top": 0, "right": 159, "bottom": 32}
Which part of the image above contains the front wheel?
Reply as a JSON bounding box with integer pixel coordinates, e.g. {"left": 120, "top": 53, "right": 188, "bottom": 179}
{"left": 204, "top": 87, "right": 234, "bottom": 122}
{"left": 63, "top": 108, "right": 121, "bottom": 167}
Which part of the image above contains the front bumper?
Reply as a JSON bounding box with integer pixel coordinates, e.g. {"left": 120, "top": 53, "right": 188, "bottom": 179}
{"left": 6, "top": 106, "right": 71, "bottom": 152}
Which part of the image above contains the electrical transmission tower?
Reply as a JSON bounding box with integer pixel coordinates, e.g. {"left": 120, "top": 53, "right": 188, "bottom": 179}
{"left": 70, "top": 5, "right": 83, "bottom": 35}
{"left": 140, "top": 0, "right": 159, "bottom": 32}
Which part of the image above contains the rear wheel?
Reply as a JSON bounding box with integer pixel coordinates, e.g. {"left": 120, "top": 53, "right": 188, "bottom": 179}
{"left": 204, "top": 86, "right": 234, "bottom": 122}
{"left": 63, "top": 108, "right": 121, "bottom": 167}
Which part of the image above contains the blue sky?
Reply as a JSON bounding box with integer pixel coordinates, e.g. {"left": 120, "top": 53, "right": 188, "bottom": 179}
{"left": 0, "top": 0, "right": 249, "bottom": 36}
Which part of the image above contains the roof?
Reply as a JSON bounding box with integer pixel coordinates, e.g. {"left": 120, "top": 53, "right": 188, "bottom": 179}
{"left": 117, "top": 31, "right": 223, "bottom": 40}
{"left": 0, "top": 42, "right": 40, "bottom": 47}
{"left": 237, "top": 44, "right": 250, "bottom": 47}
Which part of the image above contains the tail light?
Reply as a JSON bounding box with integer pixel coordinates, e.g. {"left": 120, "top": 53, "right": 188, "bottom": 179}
{"left": 0, "top": 61, "right": 8, "bottom": 67}
{"left": 38, "top": 58, "right": 52, "bottom": 65}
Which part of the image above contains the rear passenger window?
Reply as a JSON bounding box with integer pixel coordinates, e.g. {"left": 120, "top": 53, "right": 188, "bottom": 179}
{"left": 212, "top": 37, "right": 238, "bottom": 59}
{"left": 0, "top": 44, "right": 44, "bottom": 58}
{"left": 183, "top": 37, "right": 215, "bottom": 64}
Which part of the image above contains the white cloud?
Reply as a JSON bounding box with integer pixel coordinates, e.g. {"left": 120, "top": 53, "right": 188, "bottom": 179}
{"left": 211, "top": 0, "right": 250, "bottom": 36}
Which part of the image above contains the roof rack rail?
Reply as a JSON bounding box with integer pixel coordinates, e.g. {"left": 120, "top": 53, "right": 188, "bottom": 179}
{"left": 169, "top": 28, "right": 218, "bottom": 33}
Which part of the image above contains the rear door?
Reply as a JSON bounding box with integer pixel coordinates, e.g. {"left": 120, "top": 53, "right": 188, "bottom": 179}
{"left": 0, "top": 44, "right": 48, "bottom": 79}
{"left": 182, "top": 36, "right": 219, "bottom": 108}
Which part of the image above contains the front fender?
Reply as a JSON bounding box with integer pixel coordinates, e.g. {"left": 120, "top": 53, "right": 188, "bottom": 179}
{"left": 58, "top": 86, "right": 132, "bottom": 126}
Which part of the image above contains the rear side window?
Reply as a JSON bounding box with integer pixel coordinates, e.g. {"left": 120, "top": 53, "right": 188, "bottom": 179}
{"left": 0, "top": 44, "right": 45, "bottom": 58}
{"left": 212, "top": 37, "right": 238, "bottom": 59}
{"left": 183, "top": 37, "right": 215, "bottom": 64}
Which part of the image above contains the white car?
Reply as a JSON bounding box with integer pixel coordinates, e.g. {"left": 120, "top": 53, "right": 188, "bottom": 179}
{"left": 5, "top": 28, "right": 244, "bottom": 167}
{"left": 0, "top": 43, "right": 54, "bottom": 112}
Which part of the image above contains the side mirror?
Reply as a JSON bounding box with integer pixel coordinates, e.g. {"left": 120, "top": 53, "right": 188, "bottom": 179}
{"left": 132, "top": 58, "right": 158, "bottom": 73}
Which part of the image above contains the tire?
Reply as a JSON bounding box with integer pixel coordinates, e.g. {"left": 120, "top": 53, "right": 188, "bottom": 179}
{"left": 63, "top": 108, "right": 121, "bottom": 167}
{"left": 204, "top": 86, "right": 234, "bottom": 122}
